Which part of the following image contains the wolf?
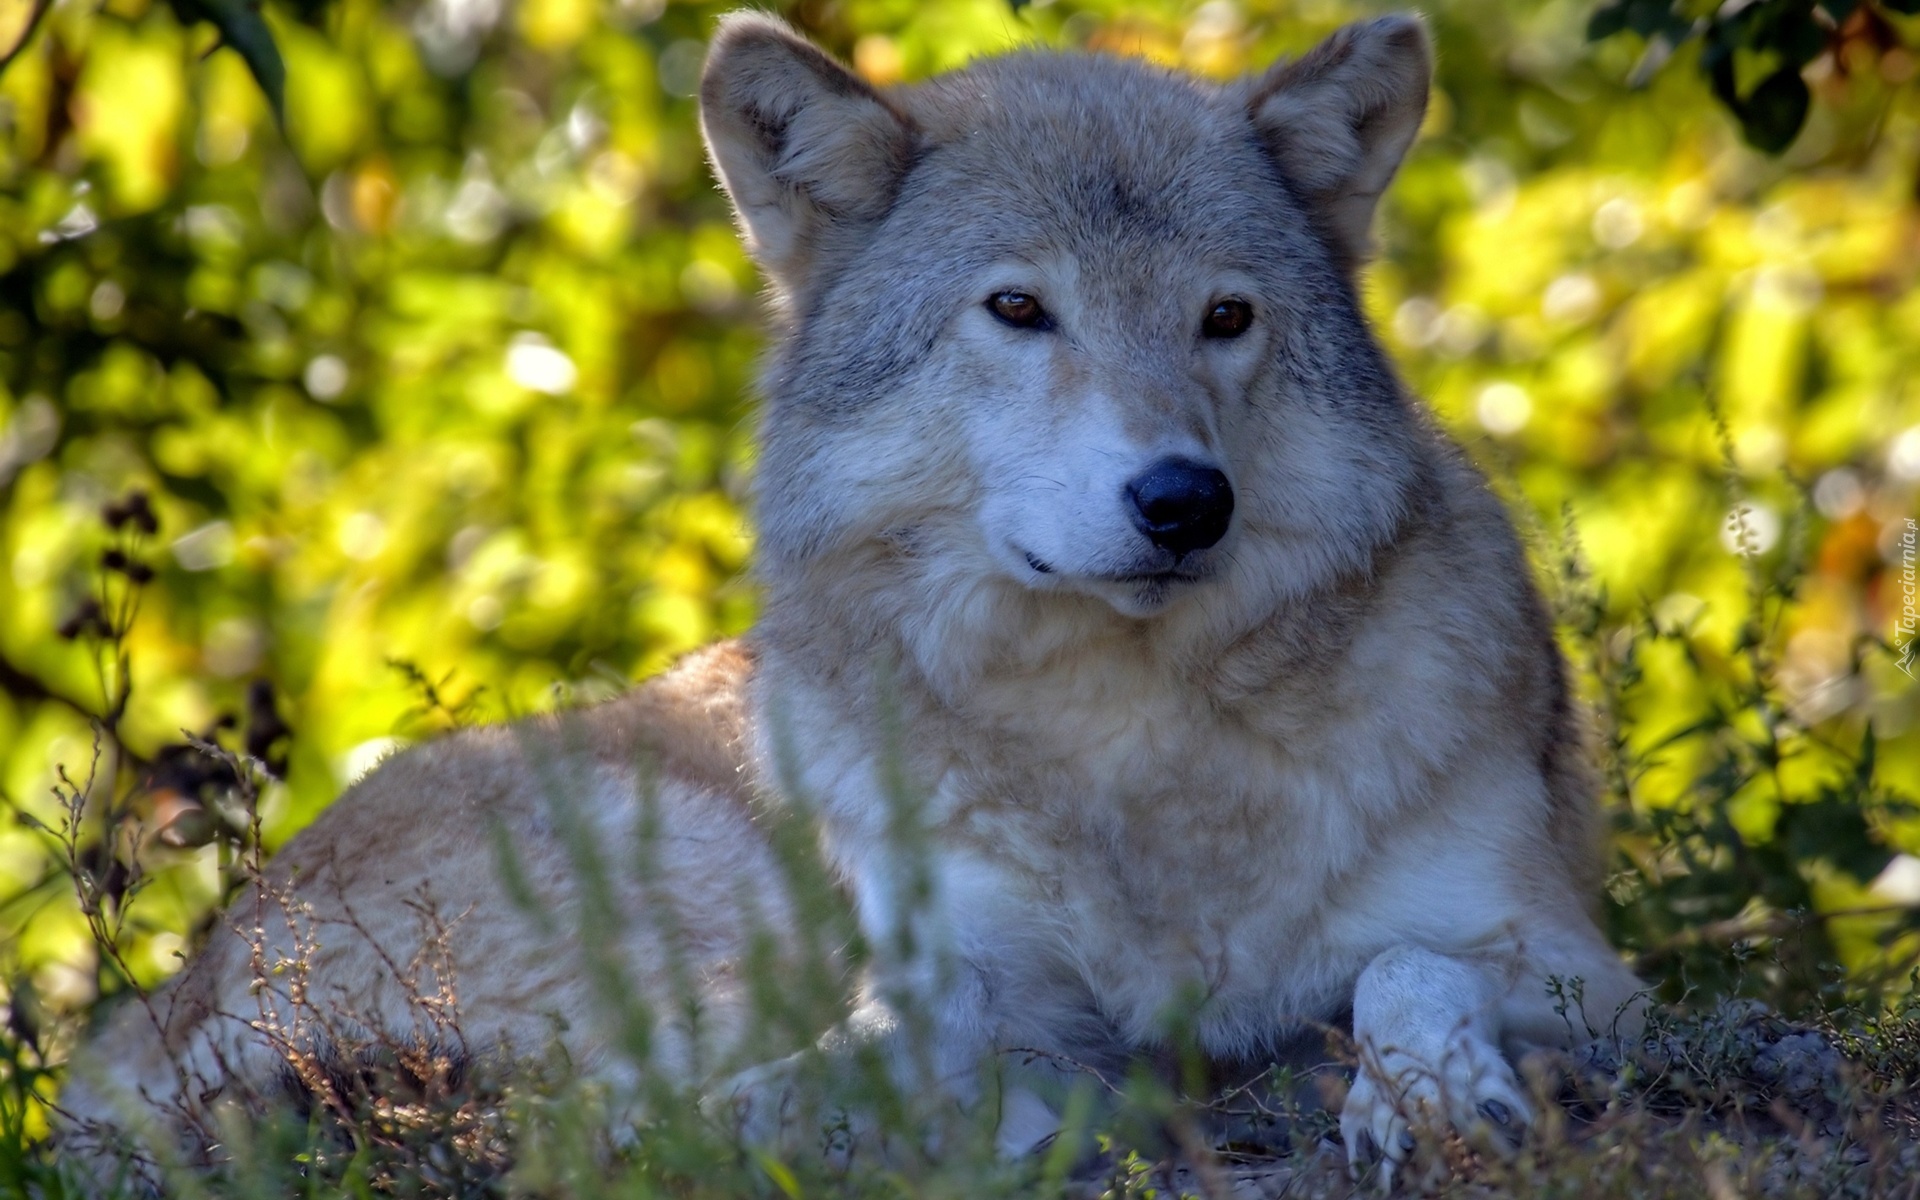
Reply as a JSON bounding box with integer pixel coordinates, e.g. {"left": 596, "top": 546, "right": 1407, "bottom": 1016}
{"left": 60, "top": 10, "right": 1644, "bottom": 1186}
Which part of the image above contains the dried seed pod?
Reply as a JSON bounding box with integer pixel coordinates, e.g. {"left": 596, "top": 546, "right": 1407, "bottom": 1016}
{"left": 134, "top": 509, "right": 159, "bottom": 534}
{"left": 103, "top": 490, "right": 156, "bottom": 532}
{"left": 57, "top": 599, "right": 105, "bottom": 640}
{"left": 101, "top": 549, "right": 154, "bottom": 582}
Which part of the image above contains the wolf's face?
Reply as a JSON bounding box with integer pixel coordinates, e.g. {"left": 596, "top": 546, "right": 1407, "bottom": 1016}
{"left": 918, "top": 159, "right": 1276, "bottom": 618}
{"left": 703, "top": 19, "right": 1434, "bottom": 622}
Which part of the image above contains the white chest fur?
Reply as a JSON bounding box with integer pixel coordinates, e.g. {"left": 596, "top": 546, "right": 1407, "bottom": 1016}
{"left": 943, "top": 670, "right": 1394, "bottom": 1051}
{"left": 758, "top": 547, "right": 1542, "bottom": 1063}
{"left": 767, "top": 629, "right": 1511, "bottom": 1064}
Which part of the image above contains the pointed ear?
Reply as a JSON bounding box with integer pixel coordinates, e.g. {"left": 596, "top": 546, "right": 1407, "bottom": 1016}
{"left": 1247, "top": 15, "right": 1432, "bottom": 271}
{"left": 699, "top": 14, "right": 915, "bottom": 291}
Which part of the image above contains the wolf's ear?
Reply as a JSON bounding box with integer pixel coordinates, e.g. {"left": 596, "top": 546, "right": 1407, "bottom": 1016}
{"left": 700, "top": 14, "right": 915, "bottom": 290}
{"left": 1247, "top": 15, "right": 1431, "bottom": 270}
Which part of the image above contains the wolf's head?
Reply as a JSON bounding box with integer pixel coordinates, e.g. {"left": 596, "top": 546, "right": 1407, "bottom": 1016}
{"left": 702, "top": 14, "right": 1436, "bottom": 633}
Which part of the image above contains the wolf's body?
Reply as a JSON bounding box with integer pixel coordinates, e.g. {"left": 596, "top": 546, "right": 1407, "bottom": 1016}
{"left": 59, "top": 645, "right": 786, "bottom": 1165}
{"left": 62, "top": 12, "right": 1643, "bottom": 1184}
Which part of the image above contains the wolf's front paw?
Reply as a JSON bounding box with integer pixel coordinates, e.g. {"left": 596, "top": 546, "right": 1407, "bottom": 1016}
{"left": 1339, "top": 1032, "right": 1532, "bottom": 1188}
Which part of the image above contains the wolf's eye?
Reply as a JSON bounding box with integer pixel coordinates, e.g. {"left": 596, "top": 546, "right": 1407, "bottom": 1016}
{"left": 1202, "top": 299, "right": 1253, "bottom": 339}
{"left": 989, "top": 292, "right": 1051, "bottom": 330}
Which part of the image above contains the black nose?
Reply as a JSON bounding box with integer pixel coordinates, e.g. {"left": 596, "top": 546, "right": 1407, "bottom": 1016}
{"left": 1125, "top": 458, "right": 1234, "bottom": 555}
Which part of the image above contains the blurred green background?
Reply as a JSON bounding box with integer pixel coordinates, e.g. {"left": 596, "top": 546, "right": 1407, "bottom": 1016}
{"left": 0, "top": 0, "right": 1916, "bottom": 1138}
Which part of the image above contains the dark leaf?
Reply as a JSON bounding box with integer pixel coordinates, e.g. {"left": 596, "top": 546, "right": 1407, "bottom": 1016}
{"left": 1779, "top": 796, "right": 1894, "bottom": 883}
{"left": 245, "top": 678, "right": 291, "bottom": 778}
{"left": 176, "top": 0, "right": 285, "bottom": 123}
{"left": 1708, "top": 48, "right": 1742, "bottom": 107}
{"left": 1589, "top": 1, "right": 1632, "bottom": 40}
{"left": 0, "top": 0, "right": 52, "bottom": 69}
{"left": 1738, "top": 68, "right": 1811, "bottom": 153}
{"left": 1774, "top": 10, "right": 1831, "bottom": 66}
{"left": 1625, "top": 0, "right": 1679, "bottom": 37}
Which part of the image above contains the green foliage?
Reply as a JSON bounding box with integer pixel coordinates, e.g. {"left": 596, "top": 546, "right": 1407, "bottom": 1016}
{"left": 1573, "top": 527, "right": 1919, "bottom": 1002}
{"left": 1587, "top": 0, "right": 1918, "bottom": 152}
{"left": 0, "top": 0, "right": 1914, "bottom": 1190}
{"left": 1, "top": 0, "right": 289, "bottom": 121}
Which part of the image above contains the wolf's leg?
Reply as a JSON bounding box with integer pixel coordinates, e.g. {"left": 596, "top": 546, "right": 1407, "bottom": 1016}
{"left": 1339, "top": 936, "right": 1642, "bottom": 1186}
{"left": 1340, "top": 946, "right": 1531, "bottom": 1185}
{"left": 57, "top": 986, "right": 193, "bottom": 1191}
{"left": 710, "top": 977, "right": 1062, "bottom": 1162}
{"left": 58, "top": 964, "right": 305, "bottom": 1190}
{"left": 1494, "top": 925, "right": 1649, "bottom": 1049}
{"left": 707, "top": 840, "right": 1063, "bottom": 1160}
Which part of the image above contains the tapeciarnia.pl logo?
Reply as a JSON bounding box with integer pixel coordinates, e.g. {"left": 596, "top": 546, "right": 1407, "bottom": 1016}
{"left": 1898, "top": 518, "right": 1917, "bottom": 680}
